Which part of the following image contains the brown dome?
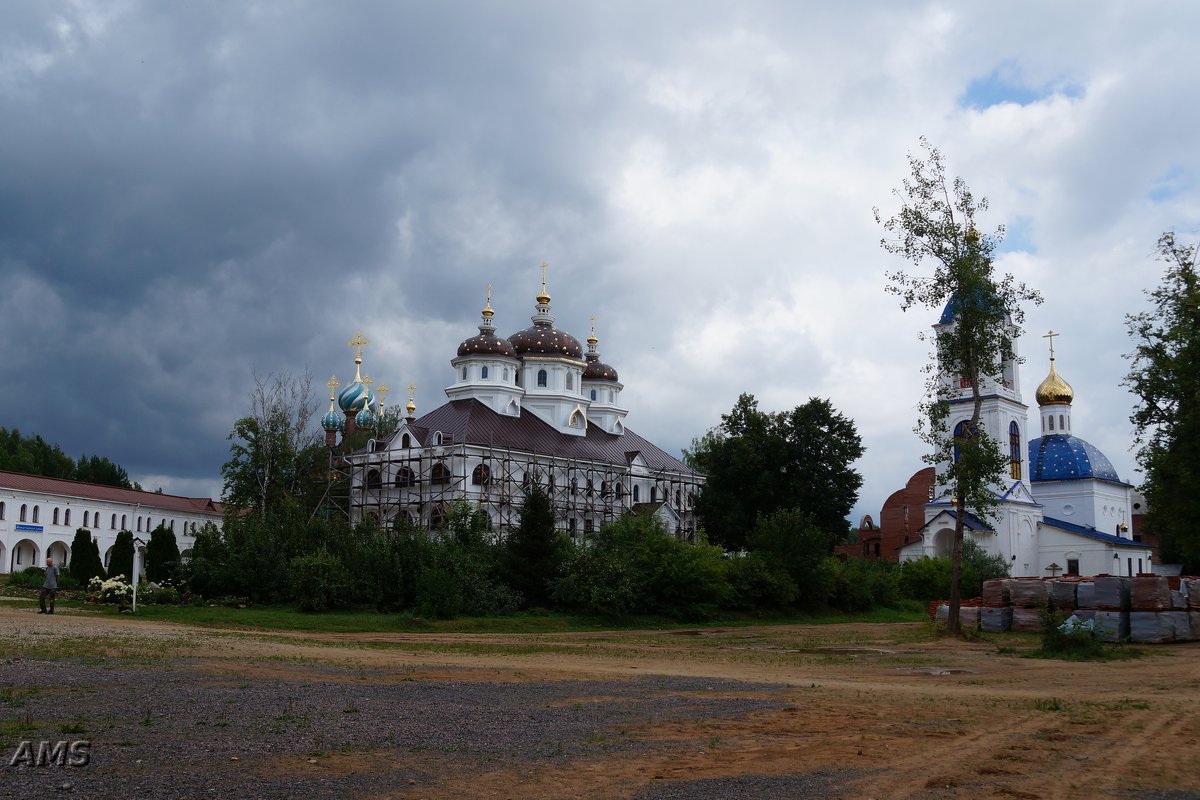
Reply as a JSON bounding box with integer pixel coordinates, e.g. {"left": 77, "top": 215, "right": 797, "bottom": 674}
{"left": 508, "top": 322, "right": 583, "bottom": 359}
{"left": 457, "top": 333, "right": 515, "bottom": 358}
{"left": 582, "top": 357, "right": 618, "bottom": 381}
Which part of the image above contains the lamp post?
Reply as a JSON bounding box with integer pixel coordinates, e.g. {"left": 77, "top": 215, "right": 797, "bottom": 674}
{"left": 131, "top": 537, "right": 145, "bottom": 611}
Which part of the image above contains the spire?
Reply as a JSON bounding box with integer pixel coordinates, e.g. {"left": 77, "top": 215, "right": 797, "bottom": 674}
{"left": 531, "top": 260, "right": 555, "bottom": 327}
{"left": 586, "top": 314, "right": 599, "bottom": 359}
{"left": 406, "top": 383, "right": 417, "bottom": 421}
{"left": 537, "top": 260, "right": 551, "bottom": 304}
{"left": 349, "top": 330, "right": 368, "bottom": 382}
{"left": 480, "top": 284, "right": 496, "bottom": 333}
{"left": 1035, "top": 329, "right": 1074, "bottom": 406}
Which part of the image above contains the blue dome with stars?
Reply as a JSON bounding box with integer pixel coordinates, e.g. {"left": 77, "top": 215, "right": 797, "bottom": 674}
{"left": 1028, "top": 434, "right": 1121, "bottom": 483}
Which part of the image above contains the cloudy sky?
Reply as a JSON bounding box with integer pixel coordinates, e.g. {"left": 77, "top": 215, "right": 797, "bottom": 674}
{"left": 2, "top": 1, "right": 1197, "bottom": 525}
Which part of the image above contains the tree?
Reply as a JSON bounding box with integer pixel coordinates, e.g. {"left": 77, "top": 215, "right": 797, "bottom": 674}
{"left": 688, "top": 394, "right": 864, "bottom": 551}
{"left": 68, "top": 529, "right": 106, "bottom": 584}
{"left": 222, "top": 370, "right": 321, "bottom": 515}
{"left": 108, "top": 530, "right": 136, "bottom": 582}
{"left": 746, "top": 509, "right": 836, "bottom": 610}
{"left": 73, "top": 454, "right": 133, "bottom": 488}
{"left": 875, "top": 138, "right": 1040, "bottom": 634}
{"left": 501, "top": 484, "right": 567, "bottom": 608}
{"left": 145, "top": 525, "right": 181, "bottom": 583}
{"left": 1124, "top": 232, "right": 1200, "bottom": 573}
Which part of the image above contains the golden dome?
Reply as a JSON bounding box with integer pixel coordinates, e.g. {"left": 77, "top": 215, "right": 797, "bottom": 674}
{"left": 1035, "top": 359, "right": 1074, "bottom": 406}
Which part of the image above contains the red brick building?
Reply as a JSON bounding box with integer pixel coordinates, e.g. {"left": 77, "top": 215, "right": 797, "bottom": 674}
{"left": 839, "top": 467, "right": 934, "bottom": 561}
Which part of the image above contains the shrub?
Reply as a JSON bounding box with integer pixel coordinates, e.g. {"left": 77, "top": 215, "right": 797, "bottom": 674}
{"left": 725, "top": 552, "right": 797, "bottom": 610}
{"left": 69, "top": 529, "right": 106, "bottom": 584}
{"left": 290, "top": 551, "right": 350, "bottom": 612}
{"left": 146, "top": 526, "right": 181, "bottom": 583}
{"left": 747, "top": 509, "right": 836, "bottom": 610}
{"left": 829, "top": 557, "right": 900, "bottom": 612}
{"left": 1040, "top": 611, "right": 1106, "bottom": 660}
{"left": 9, "top": 567, "right": 47, "bottom": 589}
{"left": 89, "top": 574, "right": 133, "bottom": 605}
{"left": 108, "top": 530, "right": 135, "bottom": 582}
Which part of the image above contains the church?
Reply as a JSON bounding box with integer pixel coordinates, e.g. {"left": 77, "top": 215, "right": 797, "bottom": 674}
{"left": 325, "top": 267, "right": 703, "bottom": 539}
{"left": 897, "top": 301, "right": 1152, "bottom": 578}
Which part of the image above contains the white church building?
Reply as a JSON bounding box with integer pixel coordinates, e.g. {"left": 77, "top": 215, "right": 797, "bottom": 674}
{"left": 899, "top": 302, "right": 1151, "bottom": 578}
{"left": 0, "top": 471, "right": 223, "bottom": 575}
{"left": 328, "top": 269, "right": 704, "bottom": 538}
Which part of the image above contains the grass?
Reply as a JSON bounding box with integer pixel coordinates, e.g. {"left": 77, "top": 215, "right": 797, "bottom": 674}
{"left": 98, "top": 602, "right": 927, "bottom": 635}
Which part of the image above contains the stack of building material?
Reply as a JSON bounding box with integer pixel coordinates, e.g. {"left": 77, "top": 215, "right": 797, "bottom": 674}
{"left": 959, "top": 606, "right": 981, "bottom": 629}
{"left": 1049, "top": 580, "right": 1078, "bottom": 612}
{"left": 980, "top": 606, "right": 1012, "bottom": 632}
{"left": 1092, "top": 576, "right": 1131, "bottom": 642}
{"left": 1128, "top": 576, "right": 1186, "bottom": 643}
{"left": 1009, "top": 579, "right": 1049, "bottom": 632}
{"left": 1076, "top": 581, "right": 1096, "bottom": 609}
{"left": 982, "top": 579, "right": 1012, "bottom": 608}
{"left": 981, "top": 579, "right": 1012, "bottom": 632}
{"left": 1094, "top": 610, "right": 1131, "bottom": 642}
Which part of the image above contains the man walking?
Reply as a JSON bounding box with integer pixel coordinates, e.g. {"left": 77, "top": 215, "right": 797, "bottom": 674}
{"left": 39, "top": 556, "right": 59, "bottom": 614}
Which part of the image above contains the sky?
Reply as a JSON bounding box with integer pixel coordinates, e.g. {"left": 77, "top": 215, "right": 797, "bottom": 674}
{"left": 2, "top": 1, "right": 1198, "bottom": 526}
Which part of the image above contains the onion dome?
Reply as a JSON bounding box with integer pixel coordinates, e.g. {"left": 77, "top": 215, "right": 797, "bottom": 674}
{"left": 321, "top": 400, "right": 345, "bottom": 433}
{"left": 938, "top": 287, "right": 1003, "bottom": 325}
{"left": 338, "top": 332, "right": 373, "bottom": 413}
{"left": 1035, "top": 351, "right": 1074, "bottom": 406}
{"left": 581, "top": 318, "right": 619, "bottom": 381}
{"left": 1028, "top": 435, "right": 1120, "bottom": 482}
{"left": 355, "top": 405, "right": 376, "bottom": 430}
{"left": 508, "top": 265, "right": 584, "bottom": 358}
{"left": 457, "top": 290, "right": 516, "bottom": 357}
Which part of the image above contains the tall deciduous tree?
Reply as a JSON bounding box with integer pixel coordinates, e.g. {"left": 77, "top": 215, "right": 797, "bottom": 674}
{"left": 688, "top": 394, "right": 864, "bottom": 551}
{"left": 875, "top": 139, "right": 1040, "bottom": 634}
{"left": 222, "top": 371, "right": 321, "bottom": 515}
{"left": 1124, "top": 232, "right": 1200, "bottom": 573}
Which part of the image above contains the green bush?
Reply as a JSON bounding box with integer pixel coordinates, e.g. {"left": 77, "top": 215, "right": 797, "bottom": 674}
{"left": 108, "top": 530, "right": 135, "bottom": 582}
{"left": 290, "top": 551, "right": 350, "bottom": 612}
{"left": 146, "top": 526, "right": 181, "bottom": 583}
{"left": 897, "top": 539, "right": 1010, "bottom": 603}
{"left": 829, "top": 557, "right": 900, "bottom": 612}
{"left": 725, "top": 552, "right": 798, "bottom": 610}
{"left": 9, "top": 566, "right": 48, "bottom": 589}
{"left": 747, "top": 509, "right": 836, "bottom": 610}
{"left": 1040, "top": 611, "right": 1106, "bottom": 659}
{"left": 69, "top": 529, "right": 106, "bottom": 584}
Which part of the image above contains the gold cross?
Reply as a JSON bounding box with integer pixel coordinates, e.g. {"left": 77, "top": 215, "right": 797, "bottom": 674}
{"left": 348, "top": 331, "right": 369, "bottom": 360}
{"left": 377, "top": 383, "right": 390, "bottom": 405}
{"left": 590, "top": 314, "right": 597, "bottom": 336}
{"left": 540, "top": 260, "right": 548, "bottom": 293}
{"left": 486, "top": 283, "right": 493, "bottom": 304}
{"left": 1042, "top": 329, "right": 1059, "bottom": 360}
{"left": 327, "top": 374, "right": 340, "bottom": 399}
{"left": 408, "top": 383, "right": 416, "bottom": 401}
{"left": 362, "top": 374, "right": 373, "bottom": 388}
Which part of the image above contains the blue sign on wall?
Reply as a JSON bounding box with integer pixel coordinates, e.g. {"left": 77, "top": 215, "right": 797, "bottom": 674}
{"left": 14, "top": 524, "right": 43, "bottom": 533}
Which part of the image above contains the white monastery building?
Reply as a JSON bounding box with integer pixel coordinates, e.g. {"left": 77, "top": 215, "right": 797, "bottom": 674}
{"left": 899, "top": 300, "right": 1151, "bottom": 577}
{"left": 0, "top": 471, "right": 223, "bottom": 574}
{"left": 326, "top": 269, "right": 704, "bottom": 538}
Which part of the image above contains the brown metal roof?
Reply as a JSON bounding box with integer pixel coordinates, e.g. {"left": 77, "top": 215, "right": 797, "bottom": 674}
{"left": 397, "top": 399, "right": 700, "bottom": 478}
{"left": 0, "top": 470, "right": 224, "bottom": 515}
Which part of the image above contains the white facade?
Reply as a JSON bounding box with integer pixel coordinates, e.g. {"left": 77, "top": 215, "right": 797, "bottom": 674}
{"left": 899, "top": 312, "right": 1151, "bottom": 577}
{"left": 0, "top": 471, "right": 223, "bottom": 575}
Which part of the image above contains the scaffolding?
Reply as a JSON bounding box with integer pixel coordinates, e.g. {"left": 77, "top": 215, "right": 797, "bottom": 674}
{"left": 342, "top": 437, "right": 702, "bottom": 540}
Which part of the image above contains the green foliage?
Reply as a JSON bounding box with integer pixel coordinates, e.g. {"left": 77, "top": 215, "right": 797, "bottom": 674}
{"left": 8, "top": 566, "right": 50, "bottom": 589}
{"left": 0, "top": 427, "right": 133, "bottom": 488}
{"left": 827, "top": 557, "right": 899, "bottom": 612}
{"left": 876, "top": 138, "right": 1040, "bottom": 630}
{"left": 1039, "top": 611, "right": 1106, "bottom": 660}
{"left": 1124, "top": 232, "right": 1200, "bottom": 573}
{"left": 290, "top": 551, "right": 350, "bottom": 612}
{"left": 897, "top": 539, "right": 1010, "bottom": 603}
{"left": 747, "top": 509, "right": 837, "bottom": 610}
{"left": 68, "top": 529, "right": 106, "bottom": 584}
{"left": 554, "top": 515, "right": 730, "bottom": 619}
{"left": 501, "top": 485, "right": 568, "bottom": 608}
{"left": 725, "top": 553, "right": 797, "bottom": 610}
{"left": 108, "top": 531, "right": 135, "bottom": 584}
{"left": 145, "top": 525, "right": 181, "bottom": 583}
{"left": 689, "top": 395, "right": 864, "bottom": 550}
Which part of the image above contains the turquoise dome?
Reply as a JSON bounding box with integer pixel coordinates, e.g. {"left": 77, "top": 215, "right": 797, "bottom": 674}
{"left": 321, "top": 408, "right": 344, "bottom": 433}
{"left": 338, "top": 381, "right": 370, "bottom": 413}
{"left": 355, "top": 406, "right": 375, "bottom": 429}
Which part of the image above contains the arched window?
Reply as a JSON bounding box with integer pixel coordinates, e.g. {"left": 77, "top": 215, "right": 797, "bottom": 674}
{"left": 1059, "top": 414, "right": 1065, "bottom": 430}
{"left": 401, "top": 433, "right": 411, "bottom": 448}
{"left": 600, "top": 481, "right": 609, "bottom": 498}
{"left": 590, "top": 389, "right": 597, "bottom": 401}
{"left": 430, "top": 505, "right": 449, "bottom": 529}
{"left": 20, "top": 504, "right": 28, "bottom": 522}
{"left": 395, "top": 467, "right": 416, "bottom": 488}
{"left": 111, "top": 514, "right": 117, "bottom": 530}
{"left": 1048, "top": 415, "right": 1055, "bottom": 432}
{"left": 366, "top": 469, "right": 382, "bottom": 490}
{"left": 586, "top": 479, "right": 594, "bottom": 497}
{"left": 566, "top": 372, "right": 573, "bottom": 390}
{"left": 431, "top": 462, "right": 451, "bottom": 485}
{"left": 472, "top": 464, "right": 491, "bottom": 486}
{"left": 137, "top": 517, "right": 142, "bottom": 532}
{"left": 434, "top": 431, "right": 443, "bottom": 445}
{"left": 633, "top": 485, "right": 640, "bottom": 502}
{"left": 0, "top": 501, "right": 5, "bottom": 520}
{"left": 503, "top": 367, "right": 509, "bottom": 381}
{"left": 64, "top": 509, "right": 71, "bottom": 526}
{"left": 650, "top": 486, "right": 658, "bottom": 503}
{"left": 53, "top": 508, "right": 60, "bottom": 525}
{"left": 537, "top": 369, "right": 548, "bottom": 387}
{"left": 568, "top": 408, "right": 584, "bottom": 428}
{"left": 120, "top": 514, "right": 126, "bottom": 529}
{"left": 32, "top": 506, "right": 39, "bottom": 523}
{"left": 675, "top": 490, "right": 681, "bottom": 507}
{"left": 1009, "top": 421, "right": 1022, "bottom": 480}
{"left": 481, "top": 366, "right": 489, "bottom": 379}
{"left": 952, "top": 421, "right": 972, "bottom": 463}
{"left": 616, "top": 483, "right": 624, "bottom": 500}
{"left": 461, "top": 366, "right": 467, "bottom": 380}
{"left": 549, "top": 474, "right": 556, "bottom": 492}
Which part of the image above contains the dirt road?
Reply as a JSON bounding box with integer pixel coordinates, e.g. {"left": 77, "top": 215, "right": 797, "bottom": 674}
{"left": 1, "top": 604, "right": 1196, "bottom": 799}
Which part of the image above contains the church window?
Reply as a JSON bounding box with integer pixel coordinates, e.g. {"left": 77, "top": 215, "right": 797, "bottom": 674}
{"left": 568, "top": 518, "right": 577, "bottom": 536}
{"left": 566, "top": 373, "right": 573, "bottom": 390}
{"left": 430, "top": 506, "right": 448, "bottom": 529}
{"left": 600, "top": 480, "right": 609, "bottom": 498}
{"left": 137, "top": 517, "right": 142, "bottom": 532}
{"left": 461, "top": 367, "right": 467, "bottom": 380}
{"left": 20, "top": 504, "right": 27, "bottom": 522}
{"left": 952, "top": 421, "right": 974, "bottom": 463}
{"left": 1009, "top": 421, "right": 1022, "bottom": 480}
{"left": 482, "top": 366, "right": 489, "bottom": 379}
{"left": 651, "top": 486, "right": 658, "bottom": 503}
{"left": 401, "top": 433, "right": 411, "bottom": 448}
{"left": 568, "top": 408, "right": 584, "bottom": 428}
{"left": 472, "top": 464, "right": 491, "bottom": 487}
{"left": 586, "top": 479, "right": 594, "bottom": 497}
{"left": 549, "top": 474, "right": 556, "bottom": 492}
{"left": 584, "top": 519, "right": 594, "bottom": 536}
{"left": 395, "top": 467, "right": 416, "bottom": 488}
{"left": 590, "top": 389, "right": 597, "bottom": 401}
{"left": 633, "top": 485, "right": 639, "bottom": 502}
{"left": 537, "top": 369, "right": 547, "bottom": 387}
{"left": 32, "top": 506, "right": 39, "bottom": 524}
{"left": 431, "top": 462, "right": 451, "bottom": 486}
{"left": 675, "top": 489, "right": 681, "bottom": 507}
{"left": 1048, "top": 415, "right": 1054, "bottom": 431}
{"left": 120, "top": 514, "right": 125, "bottom": 529}
{"left": 111, "top": 514, "right": 117, "bottom": 529}
{"left": 434, "top": 432, "right": 443, "bottom": 445}
{"left": 53, "top": 508, "right": 59, "bottom": 526}
{"left": 1059, "top": 414, "right": 1065, "bottom": 430}
{"left": 503, "top": 367, "right": 509, "bottom": 381}
{"left": 0, "top": 501, "right": 4, "bottom": 520}
{"left": 366, "top": 469, "right": 382, "bottom": 490}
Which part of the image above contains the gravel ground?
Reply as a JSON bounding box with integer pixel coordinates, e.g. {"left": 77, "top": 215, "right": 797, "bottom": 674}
{"left": 0, "top": 656, "right": 841, "bottom": 799}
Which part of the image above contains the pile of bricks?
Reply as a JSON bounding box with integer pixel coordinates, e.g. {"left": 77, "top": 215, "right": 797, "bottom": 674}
{"left": 937, "top": 576, "right": 1200, "bottom": 643}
